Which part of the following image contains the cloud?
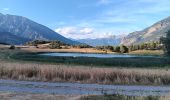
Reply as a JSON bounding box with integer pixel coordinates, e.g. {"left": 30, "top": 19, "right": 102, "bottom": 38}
{"left": 55, "top": 26, "right": 122, "bottom": 39}
{"left": 79, "top": 28, "right": 94, "bottom": 34}
{"left": 2, "top": 8, "right": 9, "bottom": 11}
{"left": 55, "top": 27, "right": 76, "bottom": 35}
{"left": 55, "top": 27, "right": 95, "bottom": 39}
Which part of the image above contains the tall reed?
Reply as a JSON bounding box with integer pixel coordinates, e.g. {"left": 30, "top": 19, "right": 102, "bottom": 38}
{"left": 0, "top": 61, "right": 170, "bottom": 85}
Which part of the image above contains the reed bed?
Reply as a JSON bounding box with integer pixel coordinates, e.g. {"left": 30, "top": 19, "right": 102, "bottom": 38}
{"left": 79, "top": 95, "right": 170, "bottom": 100}
{"left": 0, "top": 61, "right": 170, "bottom": 85}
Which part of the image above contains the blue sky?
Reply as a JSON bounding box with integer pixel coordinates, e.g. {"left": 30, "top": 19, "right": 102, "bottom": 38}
{"left": 0, "top": 0, "right": 170, "bottom": 39}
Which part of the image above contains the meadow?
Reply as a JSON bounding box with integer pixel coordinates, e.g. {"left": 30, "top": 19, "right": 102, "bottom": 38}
{"left": 1, "top": 60, "right": 170, "bottom": 85}
{"left": 80, "top": 95, "right": 170, "bottom": 100}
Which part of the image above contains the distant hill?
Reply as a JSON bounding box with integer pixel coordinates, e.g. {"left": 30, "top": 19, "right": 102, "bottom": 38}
{"left": 77, "top": 35, "right": 122, "bottom": 46}
{"left": 0, "top": 32, "right": 30, "bottom": 45}
{"left": 121, "top": 16, "right": 170, "bottom": 45}
{"left": 0, "top": 13, "right": 79, "bottom": 45}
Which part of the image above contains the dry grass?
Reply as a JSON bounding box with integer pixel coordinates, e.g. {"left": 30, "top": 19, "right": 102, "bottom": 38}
{"left": 0, "top": 92, "right": 80, "bottom": 100}
{"left": 129, "top": 50, "right": 164, "bottom": 55}
{"left": 21, "top": 47, "right": 110, "bottom": 54}
{"left": 80, "top": 95, "right": 170, "bottom": 100}
{"left": 0, "top": 61, "right": 170, "bottom": 85}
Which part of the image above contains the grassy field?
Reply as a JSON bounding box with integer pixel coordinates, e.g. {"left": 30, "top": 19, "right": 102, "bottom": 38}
{"left": 129, "top": 50, "right": 164, "bottom": 56}
{"left": 1, "top": 61, "right": 170, "bottom": 85}
{"left": 80, "top": 95, "right": 170, "bottom": 100}
{"left": 0, "top": 92, "right": 80, "bottom": 100}
{"left": 21, "top": 47, "right": 111, "bottom": 54}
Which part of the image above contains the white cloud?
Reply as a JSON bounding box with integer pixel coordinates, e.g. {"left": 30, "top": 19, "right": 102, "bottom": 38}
{"left": 55, "top": 27, "right": 76, "bottom": 35}
{"left": 79, "top": 28, "right": 94, "bottom": 34}
{"left": 55, "top": 26, "right": 120, "bottom": 39}
{"left": 55, "top": 27, "right": 94, "bottom": 35}
{"left": 2, "top": 8, "right": 9, "bottom": 11}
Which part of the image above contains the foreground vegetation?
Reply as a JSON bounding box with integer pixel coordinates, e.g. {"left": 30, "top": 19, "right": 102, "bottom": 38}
{"left": 1, "top": 61, "right": 170, "bottom": 85}
{"left": 80, "top": 95, "right": 169, "bottom": 100}
{"left": 0, "top": 92, "right": 79, "bottom": 100}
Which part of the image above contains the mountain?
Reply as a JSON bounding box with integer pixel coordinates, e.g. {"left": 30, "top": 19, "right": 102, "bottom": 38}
{"left": 121, "top": 16, "right": 170, "bottom": 45}
{"left": 0, "top": 13, "right": 79, "bottom": 45}
{"left": 77, "top": 35, "right": 122, "bottom": 46}
{"left": 0, "top": 32, "right": 30, "bottom": 45}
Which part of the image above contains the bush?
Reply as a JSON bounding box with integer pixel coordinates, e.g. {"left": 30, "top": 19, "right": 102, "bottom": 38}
{"left": 120, "top": 45, "right": 129, "bottom": 53}
{"left": 9, "top": 45, "right": 15, "bottom": 50}
{"left": 160, "top": 30, "right": 170, "bottom": 56}
{"left": 49, "top": 41, "right": 62, "bottom": 49}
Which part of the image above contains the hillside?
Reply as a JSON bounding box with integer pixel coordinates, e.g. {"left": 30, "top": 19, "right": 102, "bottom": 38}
{"left": 121, "top": 16, "right": 170, "bottom": 45}
{"left": 0, "top": 13, "right": 79, "bottom": 45}
{"left": 0, "top": 32, "right": 30, "bottom": 45}
{"left": 77, "top": 35, "right": 122, "bottom": 46}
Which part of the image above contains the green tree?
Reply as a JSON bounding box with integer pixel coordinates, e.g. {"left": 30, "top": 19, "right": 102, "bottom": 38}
{"left": 115, "top": 46, "right": 120, "bottom": 53}
{"left": 49, "top": 41, "right": 61, "bottom": 49}
{"left": 9, "top": 45, "right": 15, "bottom": 50}
{"left": 120, "top": 45, "right": 129, "bottom": 53}
{"left": 139, "top": 43, "right": 145, "bottom": 50}
{"left": 160, "top": 30, "right": 170, "bottom": 56}
{"left": 105, "top": 46, "right": 114, "bottom": 51}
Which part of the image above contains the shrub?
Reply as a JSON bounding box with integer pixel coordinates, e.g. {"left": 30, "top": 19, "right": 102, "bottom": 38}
{"left": 160, "top": 30, "right": 170, "bottom": 56}
{"left": 9, "top": 45, "right": 15, "bottom": 50}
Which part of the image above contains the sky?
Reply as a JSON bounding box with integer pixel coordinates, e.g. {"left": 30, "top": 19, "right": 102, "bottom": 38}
{"left": 0, "top": 0, "right": 170, "bottom": 39}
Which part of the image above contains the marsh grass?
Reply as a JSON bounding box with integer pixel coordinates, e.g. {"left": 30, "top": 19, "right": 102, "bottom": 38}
{"left": 1, "top": 61, "right": 170, "bottom": 85}
{"left": 129, "top": 50, "right": 163, "bottom": 56}
{"left": 79, "top": 94, "right": 170, "bottom": 100}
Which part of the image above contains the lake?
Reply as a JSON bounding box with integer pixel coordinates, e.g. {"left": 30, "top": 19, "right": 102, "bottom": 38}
{"left": 39, "top": 52, "right": 154, "bottom": 58}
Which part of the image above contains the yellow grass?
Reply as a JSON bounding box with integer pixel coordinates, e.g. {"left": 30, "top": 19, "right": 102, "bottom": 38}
{"left": 0, "top": 61, "right": 170, "bottom": 85}
{"left": 21, "top": 47, "right": 113, "bottom": 53}
{"left": 129, "top": 50, "right": 164, "bottom": 55}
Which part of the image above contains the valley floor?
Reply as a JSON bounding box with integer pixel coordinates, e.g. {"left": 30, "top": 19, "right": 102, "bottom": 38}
{"left": 0, "top": 45, "right": 169, "bottom": 100}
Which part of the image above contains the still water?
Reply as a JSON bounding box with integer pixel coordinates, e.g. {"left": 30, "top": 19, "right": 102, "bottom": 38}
{"left": 39, "top": 52, "right": 154, "bottom": 58}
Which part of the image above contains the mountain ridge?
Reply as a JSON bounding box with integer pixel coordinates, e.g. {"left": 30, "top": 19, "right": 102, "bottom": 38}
{"left": 121, "top": 16, "right": 170, "bottom": 45}
{"left": 0, "top": 32, "right": 30, "bottom": 45}
{"left": 77, "top": 35, "right": 122, "bottom": 46}
{"left": 0, "top": 13, "right": 80, "bottom": 45}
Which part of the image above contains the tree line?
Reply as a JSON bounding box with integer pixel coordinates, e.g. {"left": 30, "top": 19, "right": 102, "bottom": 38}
{"left": 96, "top": 41, "right": 163, "bottom": 53}
{"left": 96, "top": 30, "right": 170, "bottom": 56}
{"left": 26, "top": 40, "right": 92, "bottom": 49}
